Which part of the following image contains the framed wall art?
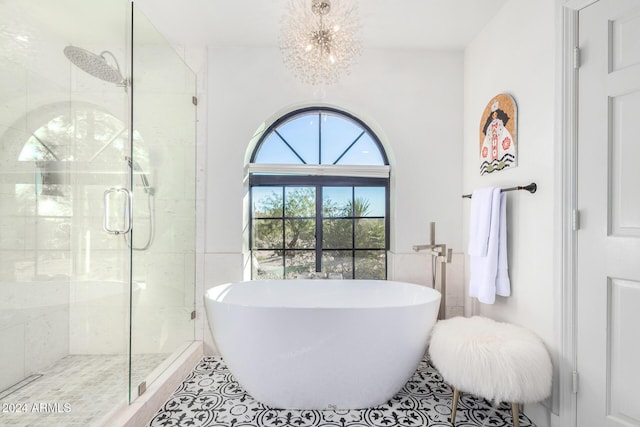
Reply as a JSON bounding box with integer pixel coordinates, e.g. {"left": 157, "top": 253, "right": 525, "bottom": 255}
{"left": 479, "top": 93, "right": 517, "bottom": 175}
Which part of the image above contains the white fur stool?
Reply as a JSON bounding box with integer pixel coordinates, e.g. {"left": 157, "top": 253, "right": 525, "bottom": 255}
{"left": 429, "top": 316, "right": 552, "bottom": 426}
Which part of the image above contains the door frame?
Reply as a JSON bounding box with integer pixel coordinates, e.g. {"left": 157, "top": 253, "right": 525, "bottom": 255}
{"left": 557, "top": 1, "right": 599, "bottom": 426}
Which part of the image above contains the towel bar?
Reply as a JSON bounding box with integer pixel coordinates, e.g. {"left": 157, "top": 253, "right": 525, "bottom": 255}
{"left": 462, "top": 182, "right": 537, "bottom": 199}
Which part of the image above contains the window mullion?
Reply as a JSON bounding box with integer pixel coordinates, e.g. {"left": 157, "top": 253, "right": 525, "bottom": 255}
{"left": 275, "top": 130, "right": 307, "bottom": 164}
{"left": 351, "top": 187, "right": 356, "bottom": 279}
{"left": 316, "top": 185, "right": 322, "bottom": 273}
{"left": 281, "top": 187, "right": 286, "bottom": 276}
{"left": 333, "top": 130, "right": 365, "bottom": 165}
{"left": 318, "top": 113, "right": 322, "bottom": 165}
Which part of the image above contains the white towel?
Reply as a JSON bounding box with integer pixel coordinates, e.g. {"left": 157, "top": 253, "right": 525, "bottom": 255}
{"left": 496, "top": 192, "right": 511, "bottom": 297}
{"left": 468, "top": 187, "right": 495, "bottom": 256}
{"left": 469, "top": 188, "right": 510, "bottom": 304}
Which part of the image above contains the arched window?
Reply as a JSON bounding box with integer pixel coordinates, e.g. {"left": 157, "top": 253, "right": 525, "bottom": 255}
{"left": 249, "top": 107, "right": 390, "bottom": 280}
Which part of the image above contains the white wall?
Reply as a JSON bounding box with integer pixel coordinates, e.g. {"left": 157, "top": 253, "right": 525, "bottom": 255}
{"left": 203, "top": 46, "right": 466, "bottom": 352}
{"left": 463, "top": 0, "right": 557, "bottom": 425}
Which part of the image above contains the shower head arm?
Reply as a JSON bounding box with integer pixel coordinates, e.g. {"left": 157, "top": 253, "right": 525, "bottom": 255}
{"left": 98, "top": 50, "right": 127, "bottom": 86}
{"left": 99, "top": 50, "right": 122, "bottom": 75}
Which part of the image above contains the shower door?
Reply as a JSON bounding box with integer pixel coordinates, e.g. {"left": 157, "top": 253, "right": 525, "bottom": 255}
{"left": 128, "top": 3, "right": 197, "bottom": 400}
{"left": 0, "top": 0, "right": 195, "bottom": 422}
{"left": 0, "top": 0, "right": 134, "bottom": 423}
{"left": 0, "top": 0, "right": 195, "bottom": 425}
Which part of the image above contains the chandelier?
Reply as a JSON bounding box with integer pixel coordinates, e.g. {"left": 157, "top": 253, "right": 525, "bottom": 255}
{"left": 280, "top": 0, "right": 362, "bottom": 86}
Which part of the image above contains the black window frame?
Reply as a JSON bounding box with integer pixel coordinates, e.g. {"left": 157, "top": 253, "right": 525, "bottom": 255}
{"left": 250, "top": 106, "right": 389, "bottom": 166}
{"left": 249, "top": 107, "right": 390, "bottom": 280}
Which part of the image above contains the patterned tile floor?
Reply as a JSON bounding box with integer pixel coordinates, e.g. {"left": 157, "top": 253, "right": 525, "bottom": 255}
{"left": 149, "top": 356, "right": 535, "bottom": 427}
{"left": 0, "top": 353, "right": 167, "bottom": 427}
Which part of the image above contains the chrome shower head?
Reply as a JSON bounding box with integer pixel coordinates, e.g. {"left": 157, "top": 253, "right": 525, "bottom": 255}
{"left": 64, "top": 45, "right": 126, "bottom": 87}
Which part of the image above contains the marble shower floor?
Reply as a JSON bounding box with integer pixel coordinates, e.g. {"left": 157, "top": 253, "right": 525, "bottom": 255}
{"left": 0, "top": 353, "right": 167, "bottom": 427}
{"left": 149, "top": 356, "right": 536, "bottom": 427}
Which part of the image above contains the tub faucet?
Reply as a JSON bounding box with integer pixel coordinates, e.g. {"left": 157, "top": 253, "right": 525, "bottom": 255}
{"left": 412, "top": 222, "right": 452, "bottom": 259}
{"left": 412, "top": 222, "right": 452, "bottom": 320}
{"left": 413, "top": 222, "right": 436, "bottom": 251}
{"left": 412, "top": 243, "right": 436, "bottom": 252}
{"left": 412, "top": 243, "right": 453, "bottom": 262}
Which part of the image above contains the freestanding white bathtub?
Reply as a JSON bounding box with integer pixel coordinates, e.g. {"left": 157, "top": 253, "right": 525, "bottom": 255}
{"left": 204, "top": 279, "right": 441, "bottom": 410}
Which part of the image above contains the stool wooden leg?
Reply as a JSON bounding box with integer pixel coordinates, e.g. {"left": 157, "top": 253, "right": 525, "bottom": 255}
{"left": 512, "top": 402, "right": 520, "bottom": 427}
{"left": 451, "top": 387, "right": 459, "bottom": 425}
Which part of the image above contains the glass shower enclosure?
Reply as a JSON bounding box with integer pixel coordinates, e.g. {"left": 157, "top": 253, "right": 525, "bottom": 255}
{"left": 0, "top": 0, "right": 196, "bottom": 425}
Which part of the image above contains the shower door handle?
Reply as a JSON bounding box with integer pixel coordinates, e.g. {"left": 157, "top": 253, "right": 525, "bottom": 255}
{"left": 103, "top": 187, "right": 132, "bottom": 235}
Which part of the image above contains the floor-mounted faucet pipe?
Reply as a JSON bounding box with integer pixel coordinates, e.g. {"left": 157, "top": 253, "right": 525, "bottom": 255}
{"left": 412, "top": 222, "right": 451, "bottom": 320}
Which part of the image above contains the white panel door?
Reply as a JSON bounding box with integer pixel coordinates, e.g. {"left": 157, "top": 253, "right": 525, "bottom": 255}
{"left": 577, "top": 0, "right": 640, "bottom": 426}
